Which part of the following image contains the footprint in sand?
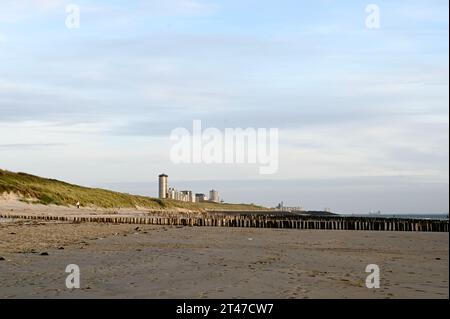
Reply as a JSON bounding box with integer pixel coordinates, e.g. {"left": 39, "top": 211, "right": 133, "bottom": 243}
{"left": 198, "top": 292, "right": 208, "bottom": 298}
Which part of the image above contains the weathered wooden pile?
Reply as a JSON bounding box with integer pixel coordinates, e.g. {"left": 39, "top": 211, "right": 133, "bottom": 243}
{"left": 0, "top": 211, "right": 448, "bottom": 232}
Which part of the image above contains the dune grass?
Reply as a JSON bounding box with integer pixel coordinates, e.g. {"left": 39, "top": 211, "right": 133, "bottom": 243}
{"left": 0, "top": 169, "right": 265, "bottom": 211}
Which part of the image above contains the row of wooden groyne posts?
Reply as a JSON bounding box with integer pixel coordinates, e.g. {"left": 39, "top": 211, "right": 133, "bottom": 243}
{"left": 0, "top": 211, "right": 448, "bottom": 232}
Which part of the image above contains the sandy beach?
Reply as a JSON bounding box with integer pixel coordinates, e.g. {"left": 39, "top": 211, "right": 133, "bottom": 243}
{"left": 0, "top": 204, "right": 448, "bottom": 299}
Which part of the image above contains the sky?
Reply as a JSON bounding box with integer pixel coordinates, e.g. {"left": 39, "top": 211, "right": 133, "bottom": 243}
{"left": 0, "top": 0, "right": 448, "bottom": 214}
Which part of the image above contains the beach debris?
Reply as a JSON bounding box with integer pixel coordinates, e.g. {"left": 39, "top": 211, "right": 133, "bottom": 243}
{"left": 248, "top": 238, "right": 253, "bottom": 241}
{"left": 134, "top": 227, "right": 140, "bottom": 231}
{"left": 58, "top": 247, "right": 65, "bottom": 250}
{"left": 0, "top": 256, "right": 5, "bottom": 261}
{"left": 9, "top": 232, "right": 16, "bottom": 235}
{"left": 40, "top": 252, "right": 49, "bottom": 256}
{"left": 435, "top": 257, "right": 441, "bottom": 260}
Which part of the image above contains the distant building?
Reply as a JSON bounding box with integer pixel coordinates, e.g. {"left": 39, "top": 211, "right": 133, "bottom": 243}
{"left": 159, "top": 174, "right": 219, "bottom": 203}
{"left": 209, "top": 189, "right": 219, "bottom": 203}
{"left": 195, "top": 193, "right": 206, "bottom": 202}
{"left": 167, "top": 187, "right": 175, "bottom": 200}
{"left": 181, "top": 190, "right": 195, "bottom": 203}
{"left": 167, "top": 188, "right": 188, "bottom": 201}
{"left": 159, "top": 174, "right": 168, "bottom": 199}
{"left": 275, "top": 201, "right": 303, "bottom": 212}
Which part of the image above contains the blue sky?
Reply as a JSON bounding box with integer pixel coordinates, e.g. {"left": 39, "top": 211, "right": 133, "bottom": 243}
{"left": 0, "top": 0, "right": 448, "bottom": 213}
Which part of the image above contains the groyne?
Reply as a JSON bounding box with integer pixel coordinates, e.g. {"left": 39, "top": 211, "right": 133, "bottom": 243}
{"left": 0, "top": 211, "right": 448, "bottom": 232}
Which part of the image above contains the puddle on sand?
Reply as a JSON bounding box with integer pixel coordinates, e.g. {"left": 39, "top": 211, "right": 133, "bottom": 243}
{"left": 0, "top": 218, "right": 15, "bottom": 223}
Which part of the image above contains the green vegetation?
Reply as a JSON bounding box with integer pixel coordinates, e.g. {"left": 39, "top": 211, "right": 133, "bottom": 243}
{"left": 0, "top": 169, "right": 265, "bottom": 211}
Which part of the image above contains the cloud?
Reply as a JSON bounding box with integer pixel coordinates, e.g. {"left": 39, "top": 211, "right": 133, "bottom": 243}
{"left": 138, "top": 0, "right": 219, "bottom": 16}
{"left": 0, "top": 0, "right": 68, "bottom": 22}
{"left": 29, "top": 0, "right": 65, "bottom": 11}
{"left": 391, "top": 0, "right": 449, "bottom": 23}
{"left": 0, "top": 143, "right": 65, "bottom": 149}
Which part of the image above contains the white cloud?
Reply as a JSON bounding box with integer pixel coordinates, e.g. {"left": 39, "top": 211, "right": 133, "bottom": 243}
{"left": 29, "top": 0, "right": 65, "bottom": 11}
{"left": 0, "top": 0, "right": 68, "bottom": 22}
{"left": 279, "top": 115, "right": 449, "bottom": 182}
{"left": 139, "top": 0, "right": 219, "bottom": 16}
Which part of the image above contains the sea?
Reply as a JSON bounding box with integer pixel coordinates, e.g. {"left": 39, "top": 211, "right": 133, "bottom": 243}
{"left": 340, "top": 214, "right": 448, "bottom": 220}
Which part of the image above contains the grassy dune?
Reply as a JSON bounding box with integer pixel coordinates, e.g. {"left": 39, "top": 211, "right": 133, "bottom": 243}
{"left": 0, "top": 169, "right": 265, "bottom": 211}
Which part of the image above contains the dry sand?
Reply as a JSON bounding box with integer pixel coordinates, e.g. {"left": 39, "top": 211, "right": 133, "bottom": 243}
{"left": 0, "top": 218, "right": 448, "bottom": 299}
{"left": 1, "top": 202, "right": 449, "bottom": 299}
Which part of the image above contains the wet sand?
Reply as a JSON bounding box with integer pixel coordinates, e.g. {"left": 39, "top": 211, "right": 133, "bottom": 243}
{"left": 0, "top": 218, "right": 448, "bottom": 299}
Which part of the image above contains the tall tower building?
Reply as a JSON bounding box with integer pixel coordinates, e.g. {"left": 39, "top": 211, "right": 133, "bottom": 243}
{"left": 159, "top": 174, "right": 168, "bottom": 199}
{"left": 209, "top": 189, "right": 219, "bottom": 203}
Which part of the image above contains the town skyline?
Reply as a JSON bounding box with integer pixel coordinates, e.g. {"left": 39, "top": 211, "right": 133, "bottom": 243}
{"left": 158, "top": 173, "right": 221, "bottom": 203}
